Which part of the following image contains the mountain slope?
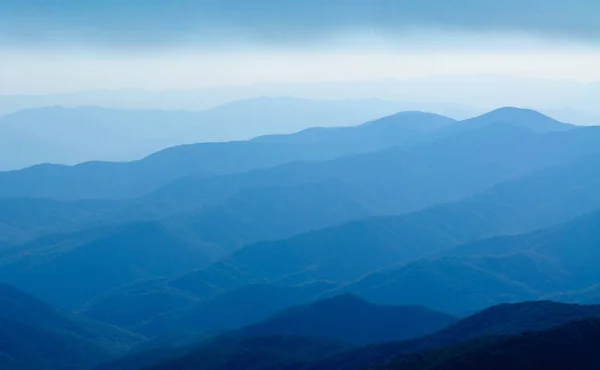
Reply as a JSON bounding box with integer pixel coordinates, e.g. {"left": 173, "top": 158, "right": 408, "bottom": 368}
{"left": 308, "top": 301, "right": 600, "bottom": 370}
{"left": 379, "top": 318, "right": 600, "bottom": 370}
{"left": 0, "top": 197, "right": 124, "bottom": 244}
{"left": 0, "top": 222, "right": 224, "bottom": 309}
{"left": 453, "top": 107, "right": 574, "bottom": 133}
{"left": 170, "top": 148, "right": 600, "bottom": 298}
{"left": 255, "top": 111, "right": 454, "bottom": 149}
{"left": 232, "top": 295, "right": 456, "bottom": 345}
{"left": 145, "top": 335, "right": 352, "bottom": 370}
{"left": 167, "top": 180, "right": 373, "bottom": 250}
{"left": 0, "top": 141, "right": 348, "bottom": 200}
{"left": 91, "top": 282, "right": 337, "bottom": 335}
{"left": 148, "top": 124, "right": 600, "bottom": 217}
{"left": 126, "top": 294, "right": 455, "bottom": 370}
{"left": 167, "top": 205, "right": 509, "bottom": 301}
{"left": 0, "top": 108, "right": 453, "bottom": 200}
{"left": 342, "top": 205, "right": 600, "bottom": 315}
{"left": 1, "top": 108, "right": 589, "bottom": 206}
{"left": 85, "top": 150, "right": 600, "bottom": 331}
{"left": 0, "top": 98, "right": 423, "bottom": 171}
{"left": 85, "top": 202, "right": 499, "bottom": 333}
{"left": 343, "top": 257, "right": 537, "bottom": 314}
{"left": 0, "top": 284, "right": 143, "bottom": 370}
{"left": 2, "top": 109, "right": 599, "bottom": 331}
{"left": 0, "top": 181, "right": 374, "bottom": 310}
{"left": 446, "top": 207, "right": 600, "bottom": 293}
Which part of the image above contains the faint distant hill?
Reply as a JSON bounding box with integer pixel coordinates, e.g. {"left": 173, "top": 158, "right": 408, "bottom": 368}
{"left": 0, "top": 109, "right": 455, "bottom": 200}
{"left": 456, "top": 107, "right": 574, "bottom": 132}
{"left": 0, "top": 81, "right": 482, "bottom": 116}
{"left": 0, "top": 97, "right": 439, "bottom": 170}
{"left": 1, "top": 76, "right": 598, "bottom": 120}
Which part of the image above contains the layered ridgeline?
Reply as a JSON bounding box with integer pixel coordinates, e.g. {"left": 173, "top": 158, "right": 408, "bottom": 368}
{"left": 80, "top": 149, "right": 600, "bottom": 334}
{"left": 308, "top": 301, "right": 600, "bottom": 370}
{"left": 343, "top": 205, "right": 600, "bottom": 315}
{"left": 0, "top": 284, "right": 143, "bottom": 370}
{"left": 0, "top": 110, "right": 462, "bottom": 310}
{"left": 0, "top": 108, "right": 588, "bottom": 243}
{"left": 1, "top": 108, "right": 600, "bottom": 333}
{"left": 108, "top": 300, "right": 600, "bottom": 370}
{"left": 0, "top": 107, "right": 578, "bottom": 203}
{"left": 227, "top": 294, "right": 457, "bottom": 345}
{"left": 102, "top": 294, "right": 455, "bottom": 370}
{"left": 0, "top": 97, "right": 424, "bottom": 171}
{"left": 0, "top": 107, "right": 599, "bottom": 350}
{"left": 129, "top": 291, "right": 455, "bottom": 343}
{"left": 0, "top": 108, "right": 454, "bottom": 199}
{"left": 0, "top": 110, "right": 454, "bottom": 245}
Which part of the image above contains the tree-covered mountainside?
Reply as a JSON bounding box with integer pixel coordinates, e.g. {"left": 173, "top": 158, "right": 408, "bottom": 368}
{"left": 341, "top": 206, "right": 600, "bottom": 314}
{"left": 305, "top": 301, "right": 600, "bottom": 370}
{"left": 379, "top": 318, "right": 600, "bottom": 370}
{"left": 130, "top": 283, "right": 338, "bottom": 337}
{"left": 145, "top": 335, "right": 352, "bottom": 370}
{"left": 230, "top": 294, "right": 456, "bottom": 345}
{"left": 132, "top": 300, "right": 600, "bottom": 370}
{"left": 146, "top": 123, "right": 600, "bottom": 218}
{"left": 78, "top": 150, "right": 600, "bottom": 334}
{"left": 0, "top": 284, "right": 144, "bottom": 370}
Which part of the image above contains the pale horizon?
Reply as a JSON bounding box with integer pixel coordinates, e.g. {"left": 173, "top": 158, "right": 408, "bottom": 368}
{"left": 2, "top": 0, "right": 600, "bottom": 94}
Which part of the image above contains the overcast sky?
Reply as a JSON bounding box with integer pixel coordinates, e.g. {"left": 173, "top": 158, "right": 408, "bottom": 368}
{"left": 1, "top": 0, "right": 599, "bottom": 93}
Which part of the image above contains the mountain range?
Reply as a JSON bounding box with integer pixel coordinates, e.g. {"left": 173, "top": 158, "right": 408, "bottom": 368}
{"left": 0, "top": 98, "right": 439, "bottom": 171}
{"left": 1, "top": 107, "right": 599, "bottom": 313}
{"left": 2, "top": 76, "right": 599, "bottom": 122}
{"left": 110, "top": 299, "right": 600, "bottom": 370}
{"left": 311, "top": 300, "right": 600, "bottom": 370}
{"left": 77, "top": 144, "right": 600, "bottom": 332}
{"left": 1, "top": 105, "right": 600, "bottom": 369}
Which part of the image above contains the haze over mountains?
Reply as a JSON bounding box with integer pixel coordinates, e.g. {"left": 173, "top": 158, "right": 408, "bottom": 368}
{"left": 1, "top": 76, "right": 599, "bottom": 120}
{"left": 0, "top": 97, "right": 424, "bottom": 170}
{"left": 1, "top": 75, "right": 599, "bottom": 171}
{"left": 4, "top": 0, "right": 600, "bottom": 366}
{"left": 1, "top": 103, "right": 600, "bottom": 369}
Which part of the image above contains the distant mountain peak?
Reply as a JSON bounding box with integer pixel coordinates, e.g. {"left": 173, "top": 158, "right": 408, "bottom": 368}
{"left": 365, "top": 110, "right": 456, "bottom": 124}
{"left": 460, "top": 107, "right": 573, "bottom": 133}
{"left": 234, "top": 294, "right": 456, "bottom": 346}
{"left": 482, "top": 106, "right": 558, "bottom": 120}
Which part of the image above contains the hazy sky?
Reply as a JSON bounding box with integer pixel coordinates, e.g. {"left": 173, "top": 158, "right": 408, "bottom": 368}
{"left": 1, "top": 0, "right": 599, "bottom": 94}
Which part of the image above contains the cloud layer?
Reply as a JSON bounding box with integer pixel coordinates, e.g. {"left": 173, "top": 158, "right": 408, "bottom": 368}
{"left": 1, "top": 0, "right": 599, "bottom": 48}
